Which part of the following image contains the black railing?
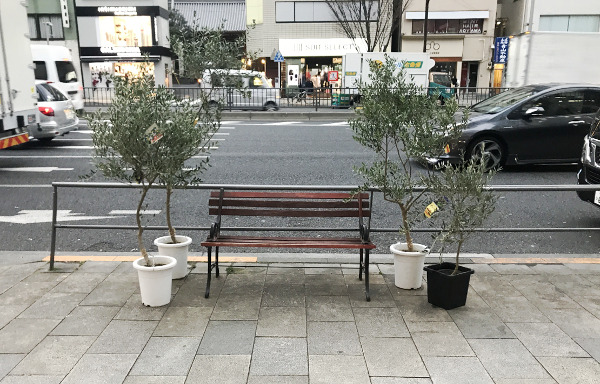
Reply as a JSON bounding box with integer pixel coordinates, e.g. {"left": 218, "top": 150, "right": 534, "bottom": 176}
{"left": 82, "top": 86, "right": 511, "bottom": 111}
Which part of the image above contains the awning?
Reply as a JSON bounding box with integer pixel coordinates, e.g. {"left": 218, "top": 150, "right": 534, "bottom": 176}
{"left": 406, "top": 11, "right": 490, "bottom": 20}
{"left": 173, "top": 2, "right": 246, "bottom": 31}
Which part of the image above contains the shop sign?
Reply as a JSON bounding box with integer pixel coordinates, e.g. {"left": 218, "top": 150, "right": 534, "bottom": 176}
{"left": 401, "top": 61, "right": 423, "bottom": 69}
{"left": 100, "top": 46, "right": 142, "bottom": 56}
{"left": 279, "top": 38, "right": 367, "bottom": 57}
{"left": 493, "top": 37, "right": 509, "bottom": 64}
{"left": 98, "top": 6, "right": 138, "bottom": 16}
{"left": 60, "top": 0, "right": 70, "bottom": 28}
{"left": 459, "top": 19, "right": 482, "bottom": 34}
{"left": 403, "top": 39, "right": 463, "bottom": 57}
{"left": 328, "top": 71, "right": 339, "bottom": 82}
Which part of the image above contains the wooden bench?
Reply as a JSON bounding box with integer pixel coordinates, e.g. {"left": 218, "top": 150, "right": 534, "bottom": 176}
{"left": 201, "top": 189, "right": 376, "bottom": 301}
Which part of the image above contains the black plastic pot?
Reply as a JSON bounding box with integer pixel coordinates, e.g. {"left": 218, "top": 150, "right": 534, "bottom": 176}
{"left": 424, "top": 262, "right": 474, "bottom": 310}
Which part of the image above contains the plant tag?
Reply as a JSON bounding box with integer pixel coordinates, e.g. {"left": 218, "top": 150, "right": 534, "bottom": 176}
{"left": 145, "top": 123, "right": 163, "bottom": 144}
{"left": 444, "top": 144, "right": 450, "bottom": 154}
{"left": 424, "top": 202, "right": 439, "bottom": 218}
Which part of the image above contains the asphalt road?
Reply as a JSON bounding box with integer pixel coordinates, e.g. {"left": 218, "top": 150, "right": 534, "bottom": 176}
{"left": 0, "top": 119, "right": 598, "bottom": 255}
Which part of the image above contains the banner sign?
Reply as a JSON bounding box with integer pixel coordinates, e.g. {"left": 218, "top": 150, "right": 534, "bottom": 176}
{"left": 494, "top": 37, "right": 509, "bottom": 64}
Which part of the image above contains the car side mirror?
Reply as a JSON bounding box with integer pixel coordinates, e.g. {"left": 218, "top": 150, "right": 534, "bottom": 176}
{"left": 524, "top": 106, "right": 545, "bottom": 118}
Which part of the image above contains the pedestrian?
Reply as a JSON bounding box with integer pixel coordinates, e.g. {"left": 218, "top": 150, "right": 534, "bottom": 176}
{"left": 92, "top": 77, "right": 99, "bottom": 92}
{"left": 105, "top": 76, "right": 112, "bottom": 88}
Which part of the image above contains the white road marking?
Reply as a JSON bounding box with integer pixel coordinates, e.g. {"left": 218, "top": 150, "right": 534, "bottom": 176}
{"left": 0, "top": 167, "right": 73, "bottom": 172}
{"left": 0, "top": 155, "right": 209, "bottom": 159}
{"left": 109, "top": 210, "right": 161, "bottom": 215}
{"left": 264, "top": 122, "right": 302, "bottom": 126}
{"left": 47, "top": 138, "right": 92, "bottom": 141}
{"left": 0, "top": 184, "right": 52, "bottom": 188}
{"left": 321, "top": 122, "right": 350, "bottom": 126}
{"left": 74, "top": 130, "right": 92, "bottom": 134}
{"left": 221, "top": 121, "right": 240, "bottom": 125}
{"left": 0, "top": 210, "right": 122, "bottom": 224}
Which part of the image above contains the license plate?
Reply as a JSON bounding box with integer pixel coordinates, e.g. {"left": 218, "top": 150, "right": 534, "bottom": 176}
{"left": 595, "top": 191, "right": 600, "bottom": 206}
{"left": 65, "top": 109, "right": 75, "bottom": 120}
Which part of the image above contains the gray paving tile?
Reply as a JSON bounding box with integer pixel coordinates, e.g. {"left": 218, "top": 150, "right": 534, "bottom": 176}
{"left": 306, "top": 295, "right": 353, "bottom": 322}
{"left": 574, "top": 338, "right": 600, "bottom": 361}
{"left": 50, "top": 305, "right": 119, "bottom": 336}
{"left": 80, "top": 279, "right": 138, "bottom": 306}
{"left": 187, "top": 355, "right": 251, "bottom": 384}
{"left": 468, "top": 339, "right": 551, "bottom": 380}
{"left": 265, "top": 273, "right": 306, "bottom": 285}
{"left": 507, "top": 323, "right": 589, "bottom": 357}
{"left": 51, "top": 272, "right": 107, "bottom": 294}
{"left": 490, "top": 264, "right": 538, "bottom": 275}
{"left": 266, "top": 266, "right": 305, "bottom": 275}
{"left": 469, "top": 275, "right": 523, "bottom": 299}
{"left": 197, "top": 320, "right": 256, "bottom": 355}
{"left": 0, "top": 281, "right": 58, "bottom": 306}
{"left": 262, "top": 284, "right": 305, "bottom": 307}
{"left": 574, "top": 296, "right": 600, "bottom": 318}
{"left": 396, "top": 296, "right": 452, "bottom": 322}
{"left": 541, "top": 308, "right": 600, "bottom": 338}
{"left": 308, "top": 355, "right": 370, "bottom": 384}
{"left": 170, "top": 274, "right": 223, "bottom": 307}
{"left": 546, "top": 274, "right": 600, "bottom": 297}
{"left": 129, "top": 336, "right": 201, "bottom": 376}
{"left": 123, "top": 377, "right": 186, "bottom": 384}
{"left": 563, "top": 263, "right": 600, "bottom": 275}
{"left": 353, "top": 307, "right": 409, "bottom": 338}
{"left": 153, "top": 306, "right": 212, "bottom": 336}
{"left": 87, "top": 320, "right": 157, "bottom": 354}
{"left": 22, "top": 271, "right": 69, "bottom": 284}
{"left": 423, "top": 356, "right": 494, "bottom": 384}
{"left": 257, "top": 306, "right": 306, "bottom": 337}
{"left": 77, "top": 260, "right": 120, "bottom": 273}
{"left": 530, "top": 264, "right": 576, "bottom": 275}
{"left": 247, "top": 376, "right": 308, "bottom": 384}
{"left": 308, "top": 321, "right": 362, "bottom": 355}
{"left": 538, "top": 356, "right": 600, "bottom": 384}
{"left": 211, "top": 294, "right": 262, "bottom": 320}
{"left": 348, "top": 284, "right": 395, "bottom": 307}
{"left": 408, "top": 321, "right": 474, "bottom": 357}
{"left": 115, "top": 294, "right": 168, "bottom": 321}
{"left": 304, "top": 267, "right": 343, "bottom": 275}
{"left": 220, "top": 273, "right": 265, "bottom": 296}
{"left": 0, "top": 305, "right": 26, "bottom": 329}
{"left": 0, "top": 354, "right": 24, "bottom": 379}
{"left": 360, "top": 337, "right": 428, "bottom": 377}
{"left": 492, "top": 379, "right": 557, "bottom": 384}
{"left": 486, "top": 296, "right": 550, "bottom": 323}
{"left": 0, "top": 318, "right": 61, "bottom": 354}
{"left": 11, "top": 336, "right": 95, "bottom": 375}
{"left": 343, "top": 271, "right": 386, "bottom": 285}
{"left": 449, "top": 308, "right": 514, "bottom": 339}
{"left": 250, "top": 337, "right": 308, "bottom": 376}
{"left": 510, "top": 278, "right": 580, "bottom": 309}
{"left": 17, "top": 292, "right": 86, "bottom": 320}
{"left": 61, "top": 353, "right": 137, "bottom": 384}
{"left": 370, "top": 379, "right": 432, "bottom": 384}
{"left": 0, "top": 375, "right": 64, "bottom": 384}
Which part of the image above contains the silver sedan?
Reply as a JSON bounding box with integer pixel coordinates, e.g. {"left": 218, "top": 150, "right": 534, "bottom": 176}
{"left": 30, "top": 81, "right": 79, "bottom": 142}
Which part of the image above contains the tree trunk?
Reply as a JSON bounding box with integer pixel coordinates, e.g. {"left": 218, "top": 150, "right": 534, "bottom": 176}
{"left": 137, "top": 184, "right": 152, "bottom": 266}
{"left": 166, "top": 185, "right": 177, "bottom": 243}
{"left": 400, "top": 205, "right": 414, "bottom": 252}
{"left": 453, "top": 236, "right": 463, "bottom": 275}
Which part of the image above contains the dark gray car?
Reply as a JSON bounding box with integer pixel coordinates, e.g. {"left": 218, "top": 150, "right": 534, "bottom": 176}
{"left": 432, "top": 84, "right": 600, "bottom": 171}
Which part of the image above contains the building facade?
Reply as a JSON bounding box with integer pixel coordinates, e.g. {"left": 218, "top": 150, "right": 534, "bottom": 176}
{"left": 75, "top": 0, "right": 171, "bottom": 87}
{"left": 400, "top": 0, "right": 498, "bottom": 88}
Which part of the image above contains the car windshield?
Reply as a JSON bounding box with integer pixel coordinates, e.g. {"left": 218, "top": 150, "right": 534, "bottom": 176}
{"left": 55, "top": 61, "right": 78, "bottom": 83}
{"left": 471, "top": 86, "right": 538, "bottom": 114}
{"left": 431, "top": 73, "right": 451, "bottom": 87}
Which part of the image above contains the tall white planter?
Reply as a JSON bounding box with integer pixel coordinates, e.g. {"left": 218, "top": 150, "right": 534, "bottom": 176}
{"left": 154, "top": 235, "right": 192, "bottom": 279}
{"left": 390, "top": 242, "right": 429, "bottom": 289}
{"left": 133, "top": 255, "right": 177, "bottom": 307}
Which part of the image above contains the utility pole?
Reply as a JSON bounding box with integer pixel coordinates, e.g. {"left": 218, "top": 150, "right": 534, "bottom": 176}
{"left": 422, "top": 0, "right": 430, "bottom": 53}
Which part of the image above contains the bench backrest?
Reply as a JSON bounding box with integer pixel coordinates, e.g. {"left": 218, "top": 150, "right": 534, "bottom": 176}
{"left": 208, "top": 191, "right": 371, "bottom": 219}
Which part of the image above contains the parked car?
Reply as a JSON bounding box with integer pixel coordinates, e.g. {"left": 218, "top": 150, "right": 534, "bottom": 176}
{"left": 428, "top": 72, "right": 455, "bottom": 102}
{"left": 577, "top": 109, "right": 600, "bottom": 207}
{"left": 201, "top": 69, "right": 279, "bottom": 111}
{"left": 430, "top": 84, "right": 600, "bottom": 171}
{"left": 30, "top": 81, "right": 79, "bottom": 142}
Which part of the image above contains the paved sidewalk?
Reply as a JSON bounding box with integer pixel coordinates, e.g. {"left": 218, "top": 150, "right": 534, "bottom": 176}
{"left": 1, "top": 253, "right": 600, "bottom": 383}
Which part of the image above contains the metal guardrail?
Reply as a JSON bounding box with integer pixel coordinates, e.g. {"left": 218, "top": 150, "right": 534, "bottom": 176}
{"left": 82, "top": 86, "right": 510, "bottom": 111}
{"left": 49, "top": 182, "right": 600, "bottom": 269}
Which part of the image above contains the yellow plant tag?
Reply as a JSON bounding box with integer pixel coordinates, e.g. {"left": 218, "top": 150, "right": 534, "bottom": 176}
{"left": 444, "top": 144, "right": 450, "bottom": 154}
{"left": 424, "top": 202, "right": 439, "bottom": 218}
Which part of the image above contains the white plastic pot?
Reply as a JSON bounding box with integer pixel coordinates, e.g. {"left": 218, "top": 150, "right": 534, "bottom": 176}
{"left": 133, "top": 255, "right": 177, "bottom": 307}
{"left": 390, "top": 242, "right": 429, "bottom": 289}
{"left": 154, "top": 235, "right": 192, "bottom": 279}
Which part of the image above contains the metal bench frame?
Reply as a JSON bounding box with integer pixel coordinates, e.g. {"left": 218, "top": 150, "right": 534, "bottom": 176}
{"left": 201, "top": 188, "right": 376, "bottom": 301}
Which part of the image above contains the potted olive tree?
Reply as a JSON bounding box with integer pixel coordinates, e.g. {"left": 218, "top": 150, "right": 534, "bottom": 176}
{"left": 351, "top": 56, "right": 464, "bottom": 289}
{"left": 90, "top": 63, "right": 215, "bottom": 306}
{"left": 424, "top": 159, "right": 497, "bottom": 309}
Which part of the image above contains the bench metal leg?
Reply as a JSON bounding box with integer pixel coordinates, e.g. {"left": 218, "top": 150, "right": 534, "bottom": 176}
{"left": 359, "top": 249, "right": 364, "bottom": 281}
{"left": 205, "top": 247, "right": 212, "bottom": 298}
{"left": 215, "top": 247, "right": 220, "bottom": 277}
{"left": 364, "top": 249, "right": 371, "bottom": 302}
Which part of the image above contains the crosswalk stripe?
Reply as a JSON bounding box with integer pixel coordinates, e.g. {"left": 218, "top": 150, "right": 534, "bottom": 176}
{"left": 264, "top": 122, "right": 301, "bottom": 125}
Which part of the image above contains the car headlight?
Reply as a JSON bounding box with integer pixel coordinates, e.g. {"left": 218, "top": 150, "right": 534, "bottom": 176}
{"left": 581, "top": 135, "right": 592, "bottom": 164}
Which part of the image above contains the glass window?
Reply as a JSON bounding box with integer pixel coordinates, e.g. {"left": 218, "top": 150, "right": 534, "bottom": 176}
{"left": 36, "top": 83, "right": 67, "bottom": 102}
{"left": 447, "top": 19, "right": 459, "bottom": 33}
{"left": 98, "top": 16, "right": 153, "bottom": 47}
{"left": 33, "top": 61, "right": 48, "bottom": 81}
{"left": 39, "top": 15, "right": 64, "bottom": 39}
{"left": 55, "top": 61, "right": 78, "bottom": 83}
{"left": 527, "top": 91, "right": 584, "bottom": 117}
{"left": 313, "top": 2, "right": 336, "bottom": 21}
{"left": 539, "top": 15, "right": 570, "bottom": 31}
{"left": 295, "top": 2, "right": 314, "bottom": 22}
{"left": 582, "top": 90, "right": 600, "bottom": 114}
{"left": 413, "top": 19, "right": 481, "bottom": 34}
{"left": 412, "top": 20, "right": 424, "bottom": 34}
{"left": 568, "top": 15, "right": 600, "bottom": 32}
{"left": 473, "top": 86, "right": 537, "bottom": 114}
{"left": 275, "top": 2, "right": 294, "bottom": 22}
{"left": 28, "top": 16, "right": 39, "bottom": 39}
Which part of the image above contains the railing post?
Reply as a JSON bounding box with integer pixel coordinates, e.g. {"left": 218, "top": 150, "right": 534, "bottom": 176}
{"left": 49, "top": 184, "right": 58, "bottom": 270}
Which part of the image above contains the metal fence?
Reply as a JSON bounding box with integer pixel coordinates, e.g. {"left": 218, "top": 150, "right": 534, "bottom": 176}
{"left": 49, "top": 182, "right": 600, "bottom": 269}
{"left": 83, "top": 86, "right": 510, "bottom": 111}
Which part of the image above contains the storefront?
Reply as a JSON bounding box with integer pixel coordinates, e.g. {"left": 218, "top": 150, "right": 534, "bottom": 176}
{"left": 75, "top": 3, "right": 171, "bottom": 87}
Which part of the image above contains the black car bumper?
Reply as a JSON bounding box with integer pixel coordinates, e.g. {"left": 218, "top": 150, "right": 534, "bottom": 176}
{"left": 577, "top": 163, "right": 600, "bottom": 207}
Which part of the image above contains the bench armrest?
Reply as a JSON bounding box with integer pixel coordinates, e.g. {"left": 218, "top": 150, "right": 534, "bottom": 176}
{"left": 359, "top": 223, "right": 370, "bottom": 244}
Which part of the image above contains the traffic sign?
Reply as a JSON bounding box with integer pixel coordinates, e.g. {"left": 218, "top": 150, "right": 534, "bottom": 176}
{"left": 273, "top": 50, "right": 285, "bottom": 62}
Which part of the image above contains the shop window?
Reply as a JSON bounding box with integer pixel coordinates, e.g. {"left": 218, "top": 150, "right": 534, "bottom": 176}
{"left": 412, "top": 18, "right": 482, "bottom": 34}
{"left": 28, "top": 14, "right": 64, "bottom": 40}
{"left": 99, "top": 16, "right": 154, "bottom": 47}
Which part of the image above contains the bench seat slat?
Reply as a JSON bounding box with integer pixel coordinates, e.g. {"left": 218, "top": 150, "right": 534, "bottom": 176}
{"left": 210, "top": 191, "right": 369, "bottom": 200}
{"left": 202, "top": 235, "right": 375, "bottom": 249}
{"left": 209, "top": 208, "right": 370, "bottom": 217}
{"left": 209, "top": 198, "right": 369, "bottom": 210}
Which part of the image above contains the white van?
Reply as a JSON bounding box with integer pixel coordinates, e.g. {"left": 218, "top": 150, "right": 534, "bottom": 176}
{"left": 30, "top": 45, "right": 84, "bottom": 112}
{"left": 201, "top": 69, "right": 279, "bottom": 111}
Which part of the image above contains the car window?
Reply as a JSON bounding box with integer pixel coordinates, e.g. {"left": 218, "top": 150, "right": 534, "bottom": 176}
{"left": 472, "top": 86, "right": 537, "bottom": 114}
{"left": 582, "top": 90, "right": 600, "bottom": 114}
{"left": 36, "top": 83, "right": 68, "bottom": 102}
{"left": 524, "top": 91, "right": 584, "bottom": 117}
{"left": 55, "top": 61, "right": 78, "bottom": 83}
{"left": 33, "top": 61, "right": 48, "bottom": 81}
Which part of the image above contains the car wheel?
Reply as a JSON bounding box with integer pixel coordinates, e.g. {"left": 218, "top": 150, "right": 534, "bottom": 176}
{"left": 264, "top": 102, "right": 278, "bottom": 111}
{"left": 467, "top": 136, "right": 504, "bottom": 171}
